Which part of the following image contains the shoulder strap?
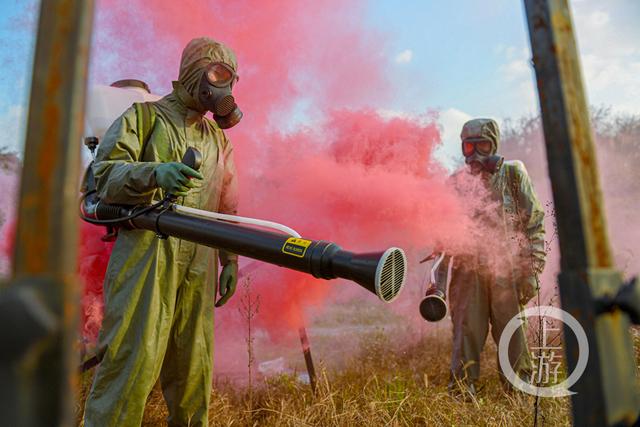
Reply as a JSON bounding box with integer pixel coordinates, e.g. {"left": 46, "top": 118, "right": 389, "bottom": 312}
{"left": 504, "top": 162, "right": 519, "bottom": 198}
{"left": 134, "top": 102, "right": 157, "bottom": 159}
{"left": 504, "top": 162, "right": 525, "bottom": 230}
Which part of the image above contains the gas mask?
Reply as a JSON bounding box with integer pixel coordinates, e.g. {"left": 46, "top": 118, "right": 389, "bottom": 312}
{"left": 198, "top": 62, "right": 243, "bottom": 129}
{"left": 462, "top": 138, "right": 504, "bottom": 174}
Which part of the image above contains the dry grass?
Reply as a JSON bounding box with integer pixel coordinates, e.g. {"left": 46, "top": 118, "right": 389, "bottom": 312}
{"left": 78, "top": 327, "right": 582, "bottom": 426}
{"left": 76, "top": 293, "right": 640, "bottom": 427}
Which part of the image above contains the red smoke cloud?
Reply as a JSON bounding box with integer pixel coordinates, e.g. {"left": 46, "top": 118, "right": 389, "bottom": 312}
{"left": 230, "top": 109, "right": 455, "bottom": 331}
{"left": 0, "top": 168, "right": 18, "bottom": 277}
{"left": 78, "top": 222, "right": 113, "bottom": 342}
{"left": 0, "top": 0, "right": 636, "bottom": 379}
{"left": 0, "top": 1, "right": 514, "bottom": 350}
{"left": 77, "top": 0, "right": 517, "bottom": 351}
{"left": 81, "top": 0, "right": 471, "bottom": 342}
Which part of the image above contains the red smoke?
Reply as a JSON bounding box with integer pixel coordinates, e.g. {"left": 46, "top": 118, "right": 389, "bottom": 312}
{"left": 80, "top": 0, "right": 523, "bottom": 351}
{"left": 84, "top": 0, "right": 473, "bottom": 341}
{"left": 78, "top": 222, "right": 113, "bottom": 342}
{"left": 0, "top": 168, "right": 18, "bottom": 277}
{"left": 0, "top": 0, "right": 636, "bottom": 380}
{"left": 231, "top": 109, "right": 457, "bottom": 331}
{"left": 0, "top": 218, "right": 16, "bottom": 275}
{"left": 0, "top": 1, "right": 516, "bottom": 352}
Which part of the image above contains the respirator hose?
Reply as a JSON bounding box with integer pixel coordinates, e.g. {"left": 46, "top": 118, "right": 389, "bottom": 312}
{"left": 79, "top": 192, "right": 167, "bottom": 225}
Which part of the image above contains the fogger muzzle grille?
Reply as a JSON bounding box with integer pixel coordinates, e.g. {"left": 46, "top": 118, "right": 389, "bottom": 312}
{"left": 375, "top": 248, "right": 407, "bottom": 302}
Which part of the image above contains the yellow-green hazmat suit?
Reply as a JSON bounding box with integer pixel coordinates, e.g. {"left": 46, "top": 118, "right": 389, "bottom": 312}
{"left": 436, "top": 119, "right": 545, "bottom": 392}
{"left": 83, "top": 38, "right": 239, "bottom": 427}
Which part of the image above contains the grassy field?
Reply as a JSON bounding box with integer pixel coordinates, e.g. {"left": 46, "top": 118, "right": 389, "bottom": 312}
{"left": 157, "top": 332, "right": 573, "bottom": 426}
{"left": 77, "top": 300, "right": 640, "bottom": 426}
{"left": 77, "top": 330, "right": 580, "bottom": 426}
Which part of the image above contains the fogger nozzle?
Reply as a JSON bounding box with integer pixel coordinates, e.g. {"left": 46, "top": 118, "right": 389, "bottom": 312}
{"left": 419, "top": 287, "right": 447, "bottom": 322}
{"left": 330, "top": 247, "right": 407, "bottom": 303}
{"left": 90, "top": 203, "right": 407, "bottom": 303}
{"left": 419, "top": 251, "right": 449, "bottom": 322}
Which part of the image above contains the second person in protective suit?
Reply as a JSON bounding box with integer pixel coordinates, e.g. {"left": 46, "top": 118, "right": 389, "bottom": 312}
{"left": 83, "top": 38, "right": 242, "bottom": 427}
{"left": 431, "top": 118, "right": 546, "bottom": 397}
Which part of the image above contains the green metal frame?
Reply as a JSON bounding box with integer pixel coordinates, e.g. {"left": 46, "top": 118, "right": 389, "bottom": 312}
{"left": 524, "top": 0, "right": 640, "bottom": 425}
{"left": 0, "top": 0, "right": 94, "bottom": 425}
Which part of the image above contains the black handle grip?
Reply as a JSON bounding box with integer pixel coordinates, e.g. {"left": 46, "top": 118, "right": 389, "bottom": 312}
{"left": 182, "top": 147, "right": 202, "bottom": 171}
{"left": 165, "top": 147, "right": 203, "bottom": 202}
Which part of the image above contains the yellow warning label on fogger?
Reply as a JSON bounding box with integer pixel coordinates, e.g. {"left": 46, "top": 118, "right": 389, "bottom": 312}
{"left": 282, "top": 237, "right": 312, "bottom": 258}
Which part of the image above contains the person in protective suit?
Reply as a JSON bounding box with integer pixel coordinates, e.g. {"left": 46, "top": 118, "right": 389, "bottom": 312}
{"left": 83, "top": 38, "right": 242, "bottom": 427}
{"left": 433, "top": 118, "right": 546, "bottom": 397}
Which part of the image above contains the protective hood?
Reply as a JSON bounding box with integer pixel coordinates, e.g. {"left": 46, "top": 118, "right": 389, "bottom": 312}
{"left": 173, "top": 37, "right": 238, "bottom": 112}
{"left": 461, "top": 118, "right": 503, "bottom": 174}
{"left": 460, "top": 118, "right": 500, "bottom": 152}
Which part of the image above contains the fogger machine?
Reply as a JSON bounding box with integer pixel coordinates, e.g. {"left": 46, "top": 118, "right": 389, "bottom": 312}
{"left": 80, "top": 145, "right": 407, "bottom": 303}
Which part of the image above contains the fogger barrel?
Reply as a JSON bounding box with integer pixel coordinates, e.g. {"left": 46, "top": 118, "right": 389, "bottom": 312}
{"left": 91, "top": 203, "right": 407, "bottom": 303}
{"left": 419, "top": 252, "right": 449, "bottom": 321}
{"left": 82, "top": 146, "right": 406, "bottom": 302}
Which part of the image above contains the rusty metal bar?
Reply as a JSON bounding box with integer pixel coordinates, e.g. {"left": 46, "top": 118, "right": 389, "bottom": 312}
{"left": 524, "top": 1, "right": 640, "bottom": 425}
{"left": 0, "top": 0, "right": 94, "bottom": 425}
{"left": 298, "top": 326, "right": 317, "bottom": 394}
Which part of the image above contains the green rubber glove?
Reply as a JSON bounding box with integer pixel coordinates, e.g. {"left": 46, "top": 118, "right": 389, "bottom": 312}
{"left": 215, "top": 261, "right": 238, "bottom": 307}
{"left": 154, "top": 162, "right": 204, "bottom": 197}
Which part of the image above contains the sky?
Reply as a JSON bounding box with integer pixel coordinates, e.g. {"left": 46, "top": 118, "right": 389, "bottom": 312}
{"left": 0, "top": 0, "right": 638, "bottom": 163}
{"left": 365, "top": 0, "right": 640, "bottom": 164}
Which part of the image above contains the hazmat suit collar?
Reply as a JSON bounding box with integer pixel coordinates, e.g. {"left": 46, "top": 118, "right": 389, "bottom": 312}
{"left": 171, "top": 80, "right": 205, "bottom": 122}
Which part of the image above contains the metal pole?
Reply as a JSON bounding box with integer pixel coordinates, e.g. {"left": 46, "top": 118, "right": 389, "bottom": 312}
{"left": 298, "top": 326, "right": 317, "bottom": 394}
{"left": 239, "top": 263, "right": 318, "bottom": 394}
{"left": 523, "top": 1, "right": 639, "bottom": 425}
{"left": 0, "top": 0, "right": 94, "bottom": 425}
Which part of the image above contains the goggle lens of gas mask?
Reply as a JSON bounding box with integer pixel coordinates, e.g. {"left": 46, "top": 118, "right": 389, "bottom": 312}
{"left": 205, "top": 63, "right": 238, "bottom": 88}
{"left": 462, "top": 139, "right": 493, "bottom": 156}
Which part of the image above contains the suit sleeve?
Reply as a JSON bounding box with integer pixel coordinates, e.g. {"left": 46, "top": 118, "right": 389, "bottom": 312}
{"left": 513, "top": 162, "right": 546, "bottom": 275}
{"left": 92, "top": 106, "right": 161, "bottom": 205}
{"left": 218, "top": 135, "right": 239, "bottom": 265}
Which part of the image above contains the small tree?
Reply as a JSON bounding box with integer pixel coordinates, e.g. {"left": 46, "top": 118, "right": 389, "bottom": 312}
{"left": 238, "top": 275, "right": 260, "bottom": 417}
